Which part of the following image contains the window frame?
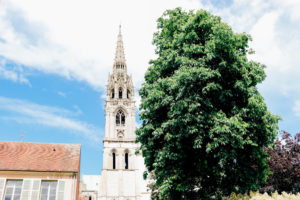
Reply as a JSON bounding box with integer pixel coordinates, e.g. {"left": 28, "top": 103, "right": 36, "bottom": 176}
{"left": 4, "top": 180, "right": 23, "bottom": 200}
{"left": 20, "top": 178, "right": 41, "bottom": 200}
{"left": 39, "top": 180, "right": 58, "bottom": 200}
{"left": 116, "top": 110, "right": 125, "bottom": 126}
{"left": 118, "top": 87, "right": 123, "bottom": 99}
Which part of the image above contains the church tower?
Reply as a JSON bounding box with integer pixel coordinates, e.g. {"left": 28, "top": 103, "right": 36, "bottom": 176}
{"left": 99, "top": 26, "right": 150, "bottom": 200}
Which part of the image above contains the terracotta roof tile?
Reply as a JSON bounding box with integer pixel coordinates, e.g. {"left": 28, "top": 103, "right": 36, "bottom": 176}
{"left": 0, "top": 141, "right": 81, "bottom": 172}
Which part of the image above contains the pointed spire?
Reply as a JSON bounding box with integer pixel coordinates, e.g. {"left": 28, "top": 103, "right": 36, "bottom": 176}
{"left": 114, "top": 25, "right": 126, "bottom": 69}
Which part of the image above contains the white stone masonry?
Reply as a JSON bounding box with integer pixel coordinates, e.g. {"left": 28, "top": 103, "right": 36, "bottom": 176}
{"left": 98, "top": 26, "right": 150, "bottom": 200}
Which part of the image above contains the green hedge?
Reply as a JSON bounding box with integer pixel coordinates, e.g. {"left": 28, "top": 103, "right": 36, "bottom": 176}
{"left": 222, "top": 191, "right": 300, "bottom": 200}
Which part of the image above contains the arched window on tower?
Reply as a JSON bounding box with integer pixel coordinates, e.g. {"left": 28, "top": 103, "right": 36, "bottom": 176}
{"left": 111, "top": 89, "right": 115, "bottom": 99}
{"left": 116, "top": 110, "right": 125, "bottom": 126}
{"left": 119, "top": 87, "right": 123, "bottom": 99}
{"left": 112, "top": 152, "right": 116, "bottom": 169}
{"left": 125, "top": 152, "right": 129, "bottom": 169}
{"left": 127, "top": 89, "right": 130, "bottom": 99}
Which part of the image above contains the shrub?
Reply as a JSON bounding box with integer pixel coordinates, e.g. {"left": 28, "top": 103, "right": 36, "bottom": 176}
{"left": 261, "top": 131, "right": 300, "bottom": 194}
{"left": 223, "top": 191, "right": 300, "bottom": 200}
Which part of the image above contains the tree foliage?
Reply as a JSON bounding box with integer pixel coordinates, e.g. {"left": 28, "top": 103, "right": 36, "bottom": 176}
{"left": 136, "top": 8, "right": 280, "bottom": 199}
{"left": 261, "top": 131, "right": 300, "bottom": 194}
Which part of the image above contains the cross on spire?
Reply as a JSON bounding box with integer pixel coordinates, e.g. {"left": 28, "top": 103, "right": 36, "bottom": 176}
{"left": 114, "top": 25, "right": 126, "bottom": 70}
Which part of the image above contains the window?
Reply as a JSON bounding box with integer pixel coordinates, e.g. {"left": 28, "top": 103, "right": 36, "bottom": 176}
{"left": 119, "top": 88, "right": 122, "bottom": 99}
{"left": 116, "top": 110, "right": 125, "bottom": 126}
{"left": 125, "top": 153, "right": 129, "bottom": 169}
{"left": 112, "top": 152, "right": 116, "bottom": 169}
{"left": 111, "top": 89, "right": 115, "bottom": 99}
{"left": 117, "top": 65, "right": 124, "bottom": 69}
{"left": 89, "top": 196, "right": 92, "bottom": 200}
{"left": 127, "top": 89, "right": 130, "bottom": 99}
{"left": 40, "top": 181, "right": 57, "bottom": 200}
{"left": 4, "top": 180, "right": 22, "bottom": 200}
{"left": 21, "top": 179, "right": 41, "bottom": 200}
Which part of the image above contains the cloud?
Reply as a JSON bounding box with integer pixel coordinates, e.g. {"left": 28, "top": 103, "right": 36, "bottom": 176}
{"left": 250, "top": 5, "right": 300, "bottom": 99}
{"left": 200, "top": 0, "right": 300, "bottom": 124}
{"left": 1, "top": 0, "right": 298, "bottom": 95}
{"left": 0, "top": 0, "right": 203, "bottom": 90}
{"left": 293, "top": 101, "right": 300, "bottom": 117}
{"left": 0, "top": 58, "right": 30, "bottom": 85}
{"left": 0, "top": 96, "right": 102, "bottom": 143}
{"left": 57, "top": 91, "right": 67, "bottom": 97}
{"left": 0, "top": 0, "right": 300, "bottom": 123}
{"left": 209, "top": 0, "right": 300, "bottom": 98}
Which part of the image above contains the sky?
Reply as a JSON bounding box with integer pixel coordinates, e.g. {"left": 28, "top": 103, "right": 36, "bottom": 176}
{"left": 0, "top": 0, "right": 299, "bottom": 175}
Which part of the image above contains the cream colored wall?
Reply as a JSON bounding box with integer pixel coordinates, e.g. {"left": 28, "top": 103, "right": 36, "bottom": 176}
{"left": 0, "top": 171, "right": 77, "bottom": 200}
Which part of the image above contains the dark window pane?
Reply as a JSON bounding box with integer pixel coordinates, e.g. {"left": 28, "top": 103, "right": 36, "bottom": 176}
{"left": 125, "top": 153, "right": 129, "bottom": 169}
{"left": 119, "top": 88, "right": 122, "bottom": 99}
{"left": 40, "top": 181, "right": 57, "bottom": 200}
{"left": 14, "top": 188, "right": 21, "bottom": 194}
{"left": 15, "top": 181, "right": 22, "bottom": 187}
{"left": 116, "top": 113, "right": 120, "bottom": 125}
{"left": 111, "top": 89, "right": 115, "bottom": 99}
{"left": 127, "top": 90, "right": 130, "bottom": 99}
{"left": 40, "top": 195, "right": 47, "bottom": 200}
{"left": 7, "top": 181, "right": 13, "bottom": 187}
{"left": 41, "top": 188, "right": 48, "bottom": 195}
{"left": 113, "top": 152, "right": 116, "bottom": 169}
{"left": 41, "top": 182, "right": 49, "bottom": 187}
{"left": 5, "top": 188, "right": 13, "bottom": 195}
{"left": 121, "top": 114, "right": 125, "bottom": 125}
{"left": 5, "top": 180, "right": 23, "bottom": 200}
{"left": 14, "top": 195, "right": 20, "bottom": 200}
{"left": 5, "top": 195, "right": 12, "bottom": 200}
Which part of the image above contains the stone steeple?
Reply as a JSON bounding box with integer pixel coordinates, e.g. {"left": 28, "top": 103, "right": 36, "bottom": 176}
{"left": 105, "top": 25, "right": 135, "bottom": 140}
{"left": 99, "top": 26, "right": 150, "bottom": 200}
{"left": 113, "top": 25, "right": 126, "bottom": 72}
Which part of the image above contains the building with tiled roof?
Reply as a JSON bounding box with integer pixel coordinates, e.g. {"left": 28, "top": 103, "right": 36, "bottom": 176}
{"left": 0, "top": 141, "right": 81, "bottom": 200}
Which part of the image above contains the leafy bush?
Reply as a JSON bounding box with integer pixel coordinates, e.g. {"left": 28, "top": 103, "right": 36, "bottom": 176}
{"left": 223, "top": 191, "right": 300, "bottom": 200}
{"left": 261, "top": 131, "right": 300, "bottom": 194}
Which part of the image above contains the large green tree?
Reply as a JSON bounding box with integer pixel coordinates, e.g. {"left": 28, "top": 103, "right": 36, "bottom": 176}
{"left": 136, "top": 8, "right": 280, "bottom": 199}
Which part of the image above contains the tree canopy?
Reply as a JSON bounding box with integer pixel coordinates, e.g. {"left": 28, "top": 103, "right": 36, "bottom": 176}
{"left": 136, "top": 8, "right": 280, "bottom": 199}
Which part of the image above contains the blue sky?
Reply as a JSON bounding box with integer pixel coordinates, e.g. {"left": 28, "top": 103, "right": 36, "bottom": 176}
{"left": 0, "top": 0, "right": 300, "bottom": 175}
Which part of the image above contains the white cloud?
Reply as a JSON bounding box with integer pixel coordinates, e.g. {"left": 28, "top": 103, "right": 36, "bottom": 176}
{"left": 0, "top": 96, "right": 102, "bottom": 143}
{"left": 57, "top": 91, "right": 67, "bottom": 97}
{"left": 245, "top": 3, "right": 300, "bottom": 97}
{"left": 0, "top": 59, "right": 30, "bottom": 85}
{"left": 0, "top": 0, "right": 300, "bottom": 120}
{"left": 0, "top": 0, "right": 203, "bottom": 90}
{"left": 202, "top": 0, "right": 300, "bottom": 119}
{"left": 293, "top": 101, "right": 300, "bottom": 117}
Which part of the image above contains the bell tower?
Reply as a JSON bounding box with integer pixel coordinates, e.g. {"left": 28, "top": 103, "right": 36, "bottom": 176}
{"left": 104, "top": 25, "right": 136, "bottom": 141}
{"left": 99, "top": 26, "right": 150, "bottom": 200}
